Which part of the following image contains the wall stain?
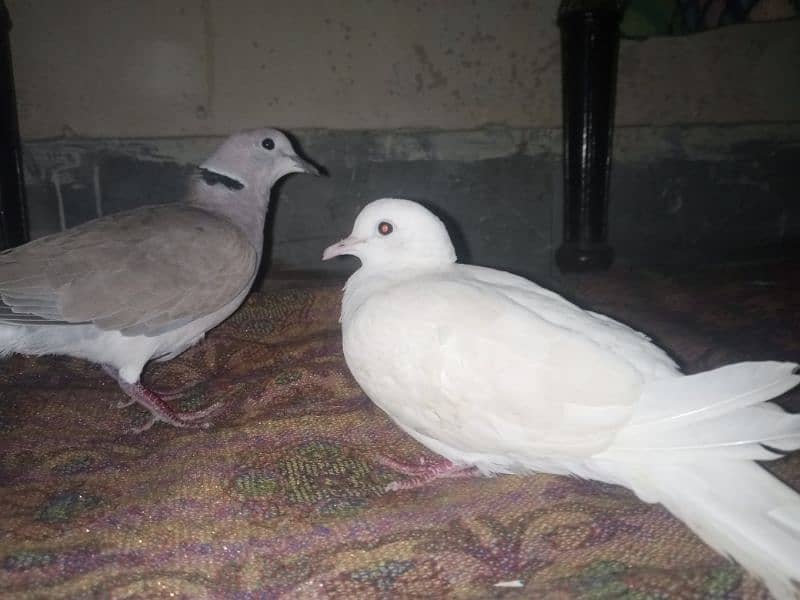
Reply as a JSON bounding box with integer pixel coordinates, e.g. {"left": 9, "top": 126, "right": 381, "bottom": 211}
{"left": 201, "top": 0, "right": 214, "bottom": 120}
{"left": 413, "top": 44, "right": 448, "bottom": 91}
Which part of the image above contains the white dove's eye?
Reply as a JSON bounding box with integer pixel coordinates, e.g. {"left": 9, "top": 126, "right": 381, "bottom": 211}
{"left": 378, "top": 221, "right": 393, "bottom": 236}
{"left": 261, "top": 138, "right": 275, "bottom": 150}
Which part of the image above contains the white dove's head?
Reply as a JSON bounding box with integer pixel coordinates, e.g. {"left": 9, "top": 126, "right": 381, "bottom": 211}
{"left": 199, "top": 128, "right": 318, "bottom": 197}
{"left": 323, "top": 198, "right": 457, "bottom": 269}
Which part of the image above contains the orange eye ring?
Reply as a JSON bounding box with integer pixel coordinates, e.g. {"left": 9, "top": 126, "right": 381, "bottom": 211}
{"left": 378, "top": 221, "right": 393, "bottom": 235}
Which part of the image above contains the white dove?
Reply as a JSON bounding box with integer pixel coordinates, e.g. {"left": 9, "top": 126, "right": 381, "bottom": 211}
{"left": 323, "top": 197, "right": 800, "bottom": 599}
{"left": 0, "top": 128, "right": 318, "bottom": 432}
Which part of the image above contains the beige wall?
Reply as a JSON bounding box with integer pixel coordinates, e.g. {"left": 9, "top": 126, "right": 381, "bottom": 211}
{"left": 9, "top": 0, "right": 800, "bottom": 139}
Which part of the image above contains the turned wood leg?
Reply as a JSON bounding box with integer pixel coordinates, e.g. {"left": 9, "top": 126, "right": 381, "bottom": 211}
{"left": 556, "top": 0, "right": 622, "bottom": 272}
{"left": 0, "top": 1, "right": 29, "bottom": 250}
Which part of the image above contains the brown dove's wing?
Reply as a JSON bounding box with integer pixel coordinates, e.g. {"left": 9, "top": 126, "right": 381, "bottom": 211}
{"left": 0, "top": 205, "right": 258, "bottom": 337}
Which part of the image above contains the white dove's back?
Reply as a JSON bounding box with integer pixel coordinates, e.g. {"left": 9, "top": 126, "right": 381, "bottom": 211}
{"left": 459, "top": 265, "right": 680, "bottom": 380}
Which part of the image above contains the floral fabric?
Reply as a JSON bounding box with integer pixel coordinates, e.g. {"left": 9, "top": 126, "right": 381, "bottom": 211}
{"left": 2, "top": 266, "right": 798, "bottom": 598}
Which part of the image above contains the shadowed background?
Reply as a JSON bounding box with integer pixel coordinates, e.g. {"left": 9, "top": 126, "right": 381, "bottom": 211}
{"left": 7, "top": 0, "right": 800, "bottom": 279}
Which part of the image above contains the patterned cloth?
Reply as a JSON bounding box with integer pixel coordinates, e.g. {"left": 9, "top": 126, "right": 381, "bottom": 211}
{"left": 621, "top": 0, "right": 800, "bottom": 37}
{"left": 1, "top": 266, "right": 799, "bottom": 598}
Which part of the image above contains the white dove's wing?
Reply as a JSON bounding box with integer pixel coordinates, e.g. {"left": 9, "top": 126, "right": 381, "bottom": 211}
{"left": 0, "top": 204, "right": 257, "bottom": 337}
{"left": 460, "top": 265, "right": 680, "bottom": 379}
{"left": 343, "top": 274, "right": 643, "bottom": 467}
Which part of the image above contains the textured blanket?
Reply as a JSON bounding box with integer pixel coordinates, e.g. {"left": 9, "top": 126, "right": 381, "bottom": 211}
{"left": 2, "top": 265, "right": 798, "bottom": 599}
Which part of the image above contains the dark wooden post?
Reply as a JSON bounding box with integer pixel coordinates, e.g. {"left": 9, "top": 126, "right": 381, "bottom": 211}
{"left": 556, "top": 0, "right": 622, "bottom": 272}
{"left": 0, "top": 0, "right": 29, "bottom": 250}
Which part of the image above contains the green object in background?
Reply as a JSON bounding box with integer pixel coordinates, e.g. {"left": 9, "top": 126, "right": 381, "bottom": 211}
{"left": 619, "top": 0, "right": 799, "bottom": 38}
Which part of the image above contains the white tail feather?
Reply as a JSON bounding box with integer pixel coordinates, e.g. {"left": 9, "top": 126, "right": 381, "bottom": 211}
{"left": 600, "top": 461, "right": 800, "bottom": 600}
{"left": 612, "top": 406, "right": 800, "bottom": 458}
{"left": 0, "top": 324, "right": 26, "bottom": 357}
{"left": 612, "top": 362, "right": 800, "bottom": 460}
{"left": 631, "top": 362, "right": 800, "bottom": 427}
{"left": 594, "top": 361, "right": 800, "bottom": 598}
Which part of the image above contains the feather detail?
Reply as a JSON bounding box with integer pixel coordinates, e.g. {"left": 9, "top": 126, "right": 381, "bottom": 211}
{"left": 595, "top": 460, "right": 800, "bottom": 600}
{"left": 630, "top": 362, "right": 800, "bottom": 427}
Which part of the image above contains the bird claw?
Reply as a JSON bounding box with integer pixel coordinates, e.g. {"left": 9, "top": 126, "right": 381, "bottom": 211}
{"left": 126, "top": 416, "right": 156, "bottom": 435}
{"left": 125, "top": 409, "right": 216, "bottom": 434}
{"left": 105, "top": 368, "right": 223, "bottom": 433}
{"left": 115, "top": 398, "right": 136, "bottom": 409}
{"left": 175, "top": 400, "right": 224, "bottom": 422}
{"left": 377, "top": 455, "right": 480, "bottom": 491}
{"left": 385, "top": 481, "right": 403, "bottom": 492}
{"left": 146, "top": 388, "right": 187, "bottom": 403}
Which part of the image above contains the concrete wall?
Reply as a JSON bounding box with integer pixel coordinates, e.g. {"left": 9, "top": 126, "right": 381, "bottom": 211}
{"left": 22, "top": 124, "right": 800, "bottom": 280}
{"left": 7, "top": 1, "right": 800, "bottom": 278}
{"left": 8, "top": 0, "right": 800, "bottom": 138}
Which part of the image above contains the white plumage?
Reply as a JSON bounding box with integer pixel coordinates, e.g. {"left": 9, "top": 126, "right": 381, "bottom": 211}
{"left": 323, "top": 198, "right": 800, "bottom": 599}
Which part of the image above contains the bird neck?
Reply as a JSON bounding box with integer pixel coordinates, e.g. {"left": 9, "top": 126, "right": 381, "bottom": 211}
{"left": 187, "top": 178, "right": 267, "bottom": 259}
{"left": 341, "top": 263, "right": 449, "bottom": 324}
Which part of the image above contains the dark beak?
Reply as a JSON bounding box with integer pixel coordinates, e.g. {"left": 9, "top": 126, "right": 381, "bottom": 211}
{"left": 290, "top": 154, "right": 321, "bottom": 176}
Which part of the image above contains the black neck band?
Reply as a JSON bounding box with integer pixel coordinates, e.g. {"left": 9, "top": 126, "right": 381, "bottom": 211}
{"left": 198, "top": 168, "right": 245, "bottom": 190}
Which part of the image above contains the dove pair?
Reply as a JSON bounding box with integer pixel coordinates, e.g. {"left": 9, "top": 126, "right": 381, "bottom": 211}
{"left": 2, "top": 128, "right": 799, "bottom": 598}
{"left": 324, "top": 198, "right": 800, "bottom": 600}
{"left": 0, "top": 128, "right": 318, "bottom": 431}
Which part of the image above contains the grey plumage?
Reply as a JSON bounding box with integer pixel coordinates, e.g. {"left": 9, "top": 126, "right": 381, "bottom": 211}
{"left": 0, "top": 127, "right": 318, "bottom": 431}
{"left": 0, "top": 205, "right": 256, "bottom": 335}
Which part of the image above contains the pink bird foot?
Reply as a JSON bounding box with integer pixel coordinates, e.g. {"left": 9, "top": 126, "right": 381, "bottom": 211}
{"left": 103, "top": 366, "right": 222, "bottom": 432}
{"left": 376, "top": 455, "right": 480, "bottom": 491}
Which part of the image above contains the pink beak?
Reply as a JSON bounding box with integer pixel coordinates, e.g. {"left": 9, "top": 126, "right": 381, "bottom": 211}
{"left": 322, "top": 236, "right": 364, "bottom": 261}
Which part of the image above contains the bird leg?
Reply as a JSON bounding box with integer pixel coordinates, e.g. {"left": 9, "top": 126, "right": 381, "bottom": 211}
{"left": 113, "top": 396, "right": 137, "bottom": 409}
{"left": 102, "top": 365, "right": 222, "bottom": 433}
{"left": 376, "top": 455, "right": 480, "bottom": 491}
{"left": 141, "top": 386, "right": 191, "bottom": 403}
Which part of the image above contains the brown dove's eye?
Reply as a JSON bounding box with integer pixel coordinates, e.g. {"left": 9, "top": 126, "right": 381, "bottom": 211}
{"left": 261, "top": 138, "right": 275, "bottom": 150}
{"left": 378, "top": 221, "right": 393, "bottom": 235}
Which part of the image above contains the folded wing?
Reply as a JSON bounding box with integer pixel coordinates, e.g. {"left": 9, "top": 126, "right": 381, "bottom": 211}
{"left": 0, "top": 205, "right": 258, "bottom": 337}
{"left": 345, "top": 274, "right": 645, "bottom": 462}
